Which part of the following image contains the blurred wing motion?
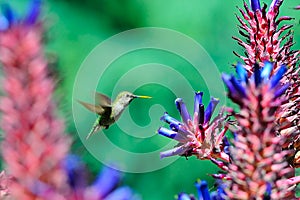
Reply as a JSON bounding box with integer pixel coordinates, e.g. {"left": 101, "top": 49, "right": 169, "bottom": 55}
{"left": 93, "top": 92, "right": 112, "bottom": 117}
{"left": 77, "top": 100, "right": 105, "bottom": 115}
{"left": 78, "top": 92, "right": 113, "bottom": 140}
{"left": 94, "top": 92, "right": 112, "bottom": 107}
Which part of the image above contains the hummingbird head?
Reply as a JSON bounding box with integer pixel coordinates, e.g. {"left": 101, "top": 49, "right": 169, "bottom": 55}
{"left": 116, "top": 91, "right": 151, "bottom": 106}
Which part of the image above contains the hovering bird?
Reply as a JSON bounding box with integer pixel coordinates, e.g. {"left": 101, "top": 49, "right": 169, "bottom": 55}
{"left": 78, "top": 91, "right": 152, "bottom": 139}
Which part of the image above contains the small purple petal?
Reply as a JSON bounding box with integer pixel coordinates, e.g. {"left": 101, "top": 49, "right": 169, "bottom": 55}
{"left": 230, "top": 76, "right": 246, "bottom": 97}
{"left": 178, "top": 193, "right": 193, "bottom": 200}
{"left": 176, "top": 124, "right": 193, "bottom": 137}
{"left": 250, "top": 0, "right": 261, "bottom": 11}
{"left": 1, "top": 4, "right": 14, "bottom": 25}
{"left": 160, "top": 145, "right": 189, "bottom": 158}
{"left": 260, "top": 61, "right": 273, "bottom": 81}
{"left": 198, "top": 104, "right": 205, "bottom": 125}
{"left": 222, "top": 73, "right": 241, "bottom": 101}
{"left": 25, "top": 0, "right": 41, "bottom": 25}
{"left": 223, "top": 137, "right": 230, "bottom": 155}
{"left": 210, "top": 192, "right": 219, "bottom": 200}
{"left": 195, "top": 180, "right": 211, "bottom": 200}
{"left": 170, "top": 123, "right": 179, "bottom": 131}
{"left": 224, "top": 146, "right": 230, "bottom": 156}
{"left": 160, "top": 112, "right": 181, "bottom": 125}
{"left": 104, "top": 186, "right": 135, "bottom": 200}
{"left": 93, "top": 166, "right": 122, "bottom": 197}
{"left": 264, "top": 182, "right": 271, "bottom": 199}
{"left": 223, "top": 136, "right": 230, "bottom": 147}
{"left": 274, "top": 83, "right": 289, "bottom": 99}
{"left": 222, "top": 73, "right": 233, "bottom": 89}
{"left": 64, "top": 154, "right": 87, "bottom": 189}
{"left": 175, "top": 98, "right": 191, "bottom": 125}
{"left": 253, "top": 63, "right": 261, "bottom": 87}
{"left": 0, "top": 15, "right": 9, "bottom": 31}
{"left": 270, "top": 65, "right": 287, "bottom": 89}
{"left": 158, "top": 127, "right": 177, "bottom": 139}
{"left": 204, "top": 97, "right": 219, "bottom": 124}
{"left": 158, "top": 126, "right": 188, "bottom": 142}
{"left": 194, "top": 91, "right": 203, "bottom": 114}
{"left": 236, "top": 62, "right": 247, "bottom": 83}
{"left": 211, "top": 184, "right": 227, "bottom": 200}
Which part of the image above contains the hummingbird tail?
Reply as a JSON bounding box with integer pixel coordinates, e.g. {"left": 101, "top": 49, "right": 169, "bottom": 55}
{"left": 86, "top": 118, "right": 102, "bottom": 140}
{"left": 86, "top": 126, "right": 101, "bottom": 140}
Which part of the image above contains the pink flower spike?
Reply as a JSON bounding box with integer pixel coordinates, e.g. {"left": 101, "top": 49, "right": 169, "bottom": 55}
{"left": 0, "top": 1, "right": 71, "bottom": 199}
{"left": 221, "top": 61, "right": 299, "bottom": 199}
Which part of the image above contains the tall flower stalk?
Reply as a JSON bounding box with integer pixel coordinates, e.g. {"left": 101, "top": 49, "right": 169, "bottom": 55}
{"left": 0, "top": 1, "right": 71, "bottom": 199}
{"left": 0, "top": 1, "right": 140, "bottom": 199}
{"left": 233, "top": 0, "right": 299, "bottom": 71}
{"left": 234, "top": 0, "right": 300, "bottom": 167}
{"left": 222, "top": 62, "right": 300, "bottom": 199}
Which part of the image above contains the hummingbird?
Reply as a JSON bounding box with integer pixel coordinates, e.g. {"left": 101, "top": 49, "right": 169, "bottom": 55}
{"left": 78, "top": 91, "right": 152, "bottom": 139}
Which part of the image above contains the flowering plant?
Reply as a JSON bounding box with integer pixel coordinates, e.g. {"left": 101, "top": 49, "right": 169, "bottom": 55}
{"left": 0, "top": 0, "right": 298, "bottom": 199}
{"left": 158, "top": 0, "right": 300, "bottom": 199}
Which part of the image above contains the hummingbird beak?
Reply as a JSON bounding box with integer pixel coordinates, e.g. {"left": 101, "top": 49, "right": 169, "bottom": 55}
{"left": 133, "top": 95, "right": 152, "bottom": 99}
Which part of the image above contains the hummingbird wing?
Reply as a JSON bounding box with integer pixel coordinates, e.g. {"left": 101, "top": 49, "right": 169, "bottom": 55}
{"left": 78, "top": 100, "right": 106, "bottom": 115}
{"left": 94, "top": 92, "right": 112, "bottom": 107}
{"left": 94, "top": 92, "right": 112, "bottom": 117}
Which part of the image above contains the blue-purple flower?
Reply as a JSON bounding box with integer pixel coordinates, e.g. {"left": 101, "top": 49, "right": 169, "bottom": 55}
{"left": 222, "top": 62, "right": 288, "bottom": 106}
{"left": 177, "top": 180, "right": 226, "bottom": 200}
{"left": 250, "top": 0, "right": 261, "bottom": 11}
{"left": 158, "top": 92, "right": 229, "bottom": 162}
{"left": 64, "top": 155, "right": 139, "bottom": 200}
{"left": 0, "top": 0, "right": 41, "bottom": 31}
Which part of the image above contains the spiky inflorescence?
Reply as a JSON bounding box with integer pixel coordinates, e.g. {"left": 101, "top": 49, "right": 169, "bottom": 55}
{"left": 234, "top": 0, "right": 300, "bottom": 168}
{"left": 0, "top": 1, "right": 72, "bottom": 199}
{"left": 233, "top": 0, "right": 299, "bottom": 71}
{"left": 222, "top": 62, "right": 300, "bottom": 199}
{"left": 158, "top": 92, "right": 229, "bottom": 162}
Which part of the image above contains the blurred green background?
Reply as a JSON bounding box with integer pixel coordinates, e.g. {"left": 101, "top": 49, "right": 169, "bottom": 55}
{"left": 7, "top": 0, "right": 300, "bottom": 199}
